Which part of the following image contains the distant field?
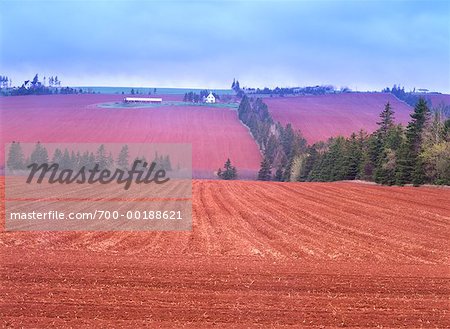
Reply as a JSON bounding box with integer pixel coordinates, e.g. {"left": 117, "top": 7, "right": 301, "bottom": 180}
{"left": 0, "top": 94, "right": 261, "bottom": 177}
{"left": 264, "top": 93, "right": 413, "bottom": 144}
{"left": 426, "top": 93, "right": 450, "bottom": 107}
{"left": 1, "top": 179, "right": 449, "bottom": 327}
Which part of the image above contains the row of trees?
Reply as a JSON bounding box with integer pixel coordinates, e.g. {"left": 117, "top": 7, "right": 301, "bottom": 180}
{"left": 7, "top": 143, "right": 173, "bottom": 172}
{"left": 383, "top": 85, "right": 450, "bottom": 118}
{"left": 299, "top": 100, "right": 450, "bottom": 185}
{"left": 130, "top": 88, "right": 157, "bottom": 95}
{"left": 237, "top": 96, "right": 307, "bottom": 181}
{"left": 183, "top": 90, "right": 219, "bottom": 103}
{"left": 1, "top": 74, "right": 81, "bottom": 96}
{"left": 244, "top": 85, "right": 343, "bottom": 96}
{"left": 382, "top": 85, "right": 422, "bottom": 107}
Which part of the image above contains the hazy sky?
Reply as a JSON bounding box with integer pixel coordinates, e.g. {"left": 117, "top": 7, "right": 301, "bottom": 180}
{"left": 1, "top": 0, "right": 449, "bottom": 92}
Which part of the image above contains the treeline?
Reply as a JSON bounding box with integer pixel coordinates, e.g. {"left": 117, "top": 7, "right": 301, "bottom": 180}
{"left": 6, "top": 143, "right": 173, "bottom": 172}
{"left": 238, "top": 96, "right": 307, "bottom": 181}
{"left": 130, "top": 88, "right": 157, "bottom": 95}
{"left": 244, "top": 85, "right": 344, "bottom": 96}
{"left": 298, "top": 101, "right": 450, "bottom": 185}
{"left": 383, "top": 85, "right": 450, "bottom": 118}
{"left": 1, "top": 74, "right": 82, "bottom": 96}
{"left": 383, "top": 85, "right": 422, "bottom": 107}
{"left": 183, "top": 90, "right": 219, "bottom": 103}
{"left": 0, "top": 75, "right": 11, "bottom": 88}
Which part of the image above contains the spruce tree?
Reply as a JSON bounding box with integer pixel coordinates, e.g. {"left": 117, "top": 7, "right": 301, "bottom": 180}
{"left": 163, "top": 155, "right": 172, "bottom": 171}
{"left": 95, "top": 144, "right": 109, "bottom": 170}
{"left": 344, "top": 133, "right": 362, "bottom": 180}
{"left": 359, "top": 134, "right": 381, "bottom": 180}
{"left": 87, "top": 152, "right": 96, "bottom": 170}
{"left": 30, "top": 142, "right": 49, "bottom": 165}
{"left": 107, "top": 152, "right": 114, "bottom": 169}
{"left": 257, "top": 156, "right": 272, "bottom": 181}
{"left": 60, "top": 149, "right": 72, "bottom": 170}
{"left": 116, "top": 145, "right": 129, "bottom": 170}
{"left": 52, "top": 148, "right": 63, "bottom": 166}
{"left": 299, "top": 146, "right": 318, "bottom": 181}
{"left": 377, "top": 102, "right": 395, "bottom": 137}
{"left": 396, "top": 98, "right": 430, "bottom": 185}
{"left": 6, "top": 142, "right": 25, "bottom": 170}
{"left": 374, "top": 103, "right": 398, "bottom": 184}
{"left": 217, "top": 158, "right": 237, "bottom": 180}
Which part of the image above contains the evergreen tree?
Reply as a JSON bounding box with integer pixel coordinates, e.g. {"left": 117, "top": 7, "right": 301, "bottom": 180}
{"left": 75, "top": 151, "right": 82, "bottom": 169}
{"left": 377, "top": 102, "right": 395, "bottom": 137}
{"left": 359, "top": 134, "right": 381, "bottom": 180}
{"left": 237, "top": 95, "right": 251, "bottom": 121}
{"left": 373, "top": 103, "right": 399, "bottom": 184}
{"left": 29, "top": 142, "right": 49, "bottom": 165}
{"left": 79, "top": 151, "right": 89, "bottom": 169}
{"left": 395, "top": 142, "right": 411, "bottom": 185}
{"left": 412, "top": 156, "right": 426, "bottom": 186}
{"left": 344, "top": 133, "right": 363, "bottom": 180}
{"left": 163, "top": 155, "right": 172, "bottom": 171}
{"left": 265, "top": 134, "right": 278, "bottom": 164}
{"left": 274, "top": 166, "right": 284, "bottom": 181}
{"left": 116, "top": 145, "right": 129, "bottom": 170}
{"left": 6, "top": 142, "right": 25, "bottom": 170}
{"left": 31, "top": 74, "right": 39, "bottom": 87}
{"left": 87, "top": 152, "right": 96, "bottom": 170}
{"left": 107, "top": 152, "right": 114, "bottom": 169}
{"left": 59, "top": 149, "right": 72, "bottom": 170}
{"left": 299, "top": 146, "right": 318, "bottom": 181}
{"left": 52, "top": 148, "right": 63, "bottom": 166}
{"left": 217, "top": 158, "right": 237, "bottom": 180}
{"left": 396, "top": 98, "right": 430, "bottom": 185}
{"left": 95, "top": 144, "right": 109, "bottom": 170}
{"left": 133, "top": 156, "right": 149, "bottom": 170}
{"left": 70, "top": 151, "right": 78, "bottom": 170}
{"left": 257, "top": 156, "right": 272, "bottom": 181}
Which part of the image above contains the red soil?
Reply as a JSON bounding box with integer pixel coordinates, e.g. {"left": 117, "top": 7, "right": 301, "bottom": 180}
{"left": 0, "top": 94, "right": 261, "bottom": 177}
{"left": 264, "top": 93, "right": 413, "bottom": 144}
{"left": 426, "top": 93, "right": 450, "bottom": 107}
{"left": 1, "top": 179, "right": 449, "bottom": 327}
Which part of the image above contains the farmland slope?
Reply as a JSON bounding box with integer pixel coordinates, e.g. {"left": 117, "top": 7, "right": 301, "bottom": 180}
{"left": 0, "top": 94, "right": 262, "bottom": 177}
{"left": 264, "top": 93, "right": 413, "bottom": 144}
{"left": 1, "top": 180, "right": 449, "bottom": 328}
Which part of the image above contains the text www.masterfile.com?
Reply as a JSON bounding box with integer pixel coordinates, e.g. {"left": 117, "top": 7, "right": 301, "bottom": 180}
{"left": 9, "top": 210, "right": 184, "bottom": 221}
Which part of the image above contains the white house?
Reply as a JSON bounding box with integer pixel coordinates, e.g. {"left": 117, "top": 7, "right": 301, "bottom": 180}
{"left": 205, "top": 92, "right": 216, "bottom": 104}
{"left": 124, "top": 97, "right": 162, "bottom": 103}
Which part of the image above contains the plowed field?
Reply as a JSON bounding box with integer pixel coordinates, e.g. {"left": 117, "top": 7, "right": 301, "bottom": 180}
{"left": 427, "top": 93, "right": 450, "bottom": 107}
{"left": 264, "top": 93, "right": 413, "bottom": 144}
{"left": 1, "top": 179, "right": 449, "bottom": 328}
{"left": 0, "top": 94, "right": 261, "bottom": 177}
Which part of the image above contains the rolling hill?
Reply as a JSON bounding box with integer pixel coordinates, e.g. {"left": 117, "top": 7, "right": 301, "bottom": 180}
{"left": 0, "top": 94, "right": 262, "bottom": 178}
{"left": 264, "top": 93, "right": 413, "bottom": 144}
